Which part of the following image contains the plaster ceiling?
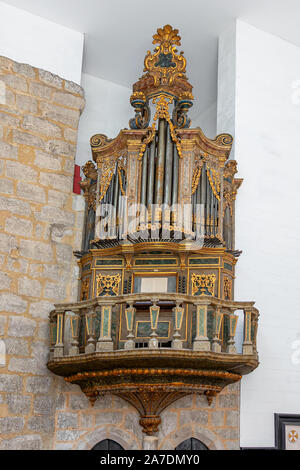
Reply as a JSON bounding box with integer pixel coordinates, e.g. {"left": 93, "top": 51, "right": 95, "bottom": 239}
{"left": 3, "top": 0, "right": 300, "bottom": 117}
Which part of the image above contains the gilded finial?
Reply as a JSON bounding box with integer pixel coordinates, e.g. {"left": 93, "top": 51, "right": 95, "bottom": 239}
{"left": 152, "top": 24, "right": 181, "bottom": 47}
{"left": 131, "top": 25, "right": 193, "bottom": 104}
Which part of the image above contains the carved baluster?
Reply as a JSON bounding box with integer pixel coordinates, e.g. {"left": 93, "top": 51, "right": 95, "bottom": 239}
{"left": 96, "top": 303, "right": 114, "bottom": 351}
{"left": 193, "top": 300, "right": 211, "bottom": 351}
{"left": 211, "top": 307, "right": 223, "bottom": 353}
{"left": 172, "top": 301, "right": 184, "bottom": 349}
{"left": 124, "top": 302, "right": 136, "bottom": 350}
{"left": 226, "top": 310, "right": 238, "bottom": 354}
{"left": 49, "top": 316, "right": 57, "bottom": 360}
{"left": 251, "top": 308, "right": 259, "bottom": 355}
{"left": 149, "top": 299, "right": 160, "bottom": 349}
{"left": 85, "top": 310, "right": 96, "bottom": 353}
{"left": 242, "top": 309, "right": 254, "bottom": 355}
{"left": 54, "top": 309, "right": 65, "bottom": 357}
{"left": 69, "top": 310, "right": 81, "bottom": 356}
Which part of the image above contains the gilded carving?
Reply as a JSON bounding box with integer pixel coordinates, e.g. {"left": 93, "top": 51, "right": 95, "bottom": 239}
{"left": 192, "top": 273, "right": 216, "bottom": 296}
{"left": 96, "top": 273, "right": 121, "bottom": 296}
{"left": 224, "top": 277, "right": 232, "bottom": 300}
{"left": 80, "top": 278, "right": 90, "bottom": 301}
{"left": 143, "top": 25, "right": 189, "bottom": 92}
{"left": 80, "top": 161, "right": 98, "bottom": 209}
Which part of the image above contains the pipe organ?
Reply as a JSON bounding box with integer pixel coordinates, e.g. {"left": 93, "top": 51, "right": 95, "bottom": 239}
{"left": 48, "top": 26, "right": 259, "bottom": 435}
{"left": 78, "top": 25, "right": 244, "bottom": 304}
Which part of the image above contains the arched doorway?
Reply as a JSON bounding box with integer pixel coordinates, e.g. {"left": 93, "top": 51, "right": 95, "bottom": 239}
{"left": 176, "top": 438, "right": 209, "bottom": 450}
{"left": 92, "top": 439, "right": 124, "bottom": 450}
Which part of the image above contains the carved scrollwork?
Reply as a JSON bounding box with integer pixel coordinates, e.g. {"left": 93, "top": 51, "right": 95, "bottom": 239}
{"left": 172, "top": 93, "right": 194, "bottom": 129}
{"left": 90, "top": 133, "right": 113, "bottom": 150}
{"left": 213, "top": 133, "right": 233, "bottom": 146}
{"left": 129, "top": 92, "right": 151, "bottom": 129}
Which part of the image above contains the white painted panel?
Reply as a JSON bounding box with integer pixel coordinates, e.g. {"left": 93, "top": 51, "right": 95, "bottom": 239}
{"left": 140, "top": 278, "right": 168, "bottom": 294}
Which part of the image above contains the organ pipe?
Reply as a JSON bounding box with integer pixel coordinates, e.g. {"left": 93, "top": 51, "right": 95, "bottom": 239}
{"left": 155, "top": 119, "right": 167, "bottom": 204}
{"left": 140, "top": 147, "right": 148, "bottom": 207}
{"left": 200, "top": 163, "right": 207, "bottom": 234}
{"left": 147, "top": 138, "right": 156, "bottom": 207}
{"left": 171, "top": 146, "right": 179, "bottom": 206}
{"left": 164, "top": 125, "right": 173, "bottom": 206}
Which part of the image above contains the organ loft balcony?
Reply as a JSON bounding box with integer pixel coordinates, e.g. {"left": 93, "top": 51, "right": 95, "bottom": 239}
{"left": 47, "top": 25, "right": 259, "bottom": 436}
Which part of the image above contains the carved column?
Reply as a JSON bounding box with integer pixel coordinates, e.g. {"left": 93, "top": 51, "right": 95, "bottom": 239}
{"left": 124, "top": 302, "right": 136, "bottom": 350}
{"left": 143, "top": 436, "right": 158, "bottom": 450}
{"left": 69, "top": 310, "right": 81, "bottom": 356}
{"left": 96, "top": 304, "right": 114, "bottom": 351}
{"left": 54, "top": 310, "right": 65, "bottom": 357}
{"left": 172, "top": 301, "right": 184, "bottom": 349}
{"left": 149, "top": 299, "right": 160, "bottom": 349}
{"left": 193, "top": 301, "right": 211, "bottom": 351}
{"left": 85, "top": 310, "right": 96, "bottom": 353}
{"left": 242, "top": 309, "right": 254, "bottom": 355}
{"left": 211, "top": 307, "right": 223, "bottom": 353}
{"left": 226, "top": 310, "right": 238, "bottom": 354}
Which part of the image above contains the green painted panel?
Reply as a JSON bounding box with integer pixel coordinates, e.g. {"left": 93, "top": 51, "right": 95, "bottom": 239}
{"left": 134, "top": 258, "right": 177, "bottom": 266}
{"left": 96, "top": 259, "right": 123, "bottom": 266}
{"left": 224, "top": 262, "right": 232, "bottom": 271}
{"left": 198, "top": 307, "right": 206, "bottom": 337}
{"left": 136, "top": 321, "right": 169, "bottom": 338}
{"left": 102, "top": 307, "right": 111, "bottom": 337}
{"left": 189, "top": 258, "right": 219, "bottom": 265}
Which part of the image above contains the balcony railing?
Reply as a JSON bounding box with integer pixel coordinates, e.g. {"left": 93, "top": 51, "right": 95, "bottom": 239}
{"left": 49, "top": 293, "right": 259, "bottom": 360}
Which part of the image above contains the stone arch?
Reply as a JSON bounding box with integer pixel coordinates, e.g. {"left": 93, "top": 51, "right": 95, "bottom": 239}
{"left": 159, "top": 425, "right": 224, "bottom": 450}
{"left": 75, "top": 425, "right": 140, "bottom": 450}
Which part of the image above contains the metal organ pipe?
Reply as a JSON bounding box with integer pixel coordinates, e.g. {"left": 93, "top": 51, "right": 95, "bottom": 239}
{"left": 155, "top": 118, "right": 167, "bottom": 204}
{"left": 195, "top": 175, "right": 201, "bottom": 236}
{"left": 147, "top": 137, "right": 156, "bottom": 207}
{"left": 140, "top": 147, "right": 148, "bottom": 207}
{"left": 171, "top": 144, "right": 179, "bottom": 228}
{"left": 112, "top": 165, "right": 119, "bottom": 238}
{"left": 200, "top": 163, "right": 207, "bottom": 235}
{"left": 210, "top": 186, "right": 214, "bottom": 237}
{"left": 206, "top": 170, "right": 212, "bottom": 236}
{"left": 164, "top": 126, "right": 173, "bottom": 206}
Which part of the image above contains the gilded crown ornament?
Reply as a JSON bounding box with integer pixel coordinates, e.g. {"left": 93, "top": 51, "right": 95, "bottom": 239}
{"left": 130, "top": 25, "right": 194, "bottom": 131}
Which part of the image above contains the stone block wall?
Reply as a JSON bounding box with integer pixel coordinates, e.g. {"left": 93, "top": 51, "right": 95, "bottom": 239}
{"left": 51, "top": 383, "right": 240, "bottom": 450}
{"left": 0, "top": 56, "right": 85, "bottom": 450}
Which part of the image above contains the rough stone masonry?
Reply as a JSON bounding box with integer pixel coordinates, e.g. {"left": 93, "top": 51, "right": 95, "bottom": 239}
{"left": 0, "top": 56, "right": 240, "bottom": 450}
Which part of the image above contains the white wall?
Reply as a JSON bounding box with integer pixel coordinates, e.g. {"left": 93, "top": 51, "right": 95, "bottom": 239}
{"left": 217, "top": 23, "right": 236, "bottom": 159}
{"left": 218, "top": 20, "right": 300, "bottom": 447}
{"left": 0, "top": 1, "right": 83, "bottom": 83}
{"left": 76, "top": 73, "right": 132, "bottom": 166}
{"left": 191, "top": 101, "right": 217, "bottom": 139}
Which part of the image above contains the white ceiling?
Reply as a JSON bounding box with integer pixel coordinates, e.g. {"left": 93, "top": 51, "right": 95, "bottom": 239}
{"left": 3, "top": 0, "right": 300, "bottom": 116}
